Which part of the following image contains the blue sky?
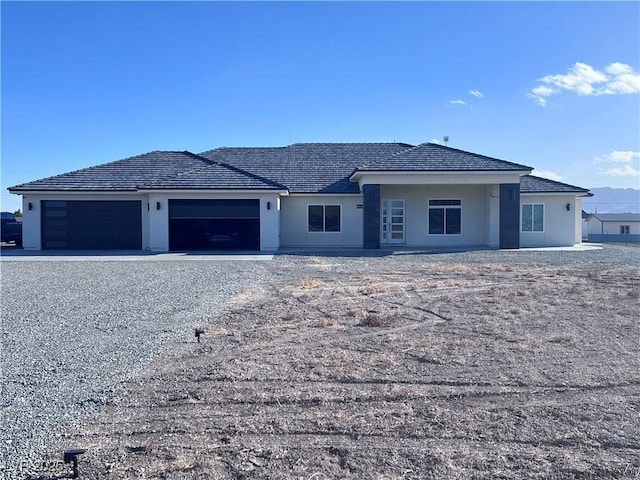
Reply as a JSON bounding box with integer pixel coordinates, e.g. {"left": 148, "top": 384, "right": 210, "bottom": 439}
{"left": 2, "top": 1, "right": 639, "bottom": 213}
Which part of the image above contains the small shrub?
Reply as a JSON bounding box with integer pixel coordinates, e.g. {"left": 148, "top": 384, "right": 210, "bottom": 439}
{"left": 360, "top": 283, "right": 388, "bottom": 295}
{"left": 358, "top": 311, "right": 401, "bottom": 327}
{"left": 299, "top": 276, "right": 326, "bottom": 289}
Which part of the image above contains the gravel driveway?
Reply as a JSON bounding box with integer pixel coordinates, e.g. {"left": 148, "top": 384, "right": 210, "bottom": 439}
{"left": 0, "top": 256, "right": 273, "bottom": 479}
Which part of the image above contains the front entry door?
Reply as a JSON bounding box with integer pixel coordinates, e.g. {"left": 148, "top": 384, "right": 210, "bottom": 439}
{"left": 382, "top": 199, "right": 405, "bottom": 244}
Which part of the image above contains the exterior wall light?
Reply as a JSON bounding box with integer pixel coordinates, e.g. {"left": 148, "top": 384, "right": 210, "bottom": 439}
{"left": 566, "top": 203, "right": 571, "bottom": 211}
{"left": 267, "top": 201, "right": 271, "bottom": 210}
{"left": 156, "top": 202, "right": 161, "bottom": 210}
{"left": 28, "top": 202, "right": 33, "bottom": 211}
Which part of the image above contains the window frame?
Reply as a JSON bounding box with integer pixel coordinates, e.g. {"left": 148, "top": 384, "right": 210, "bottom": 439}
{"left": 427, "top": 198, "right": 462, "bottom": 236}
{"left": 620, "top": 225, "right": 630, "bottom": 235}
{"left": 307, "top": 204, "right": 342, "bottom": 233}
{"left": 521, "top": 203, "right": 545, "bottom": 233}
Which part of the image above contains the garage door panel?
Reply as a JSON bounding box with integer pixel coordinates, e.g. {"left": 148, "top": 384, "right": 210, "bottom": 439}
{"left": 169, "top": 199, "right": 259, "bottom": 219}
{"left": 42, "top": 200, "right": 142, "bottom": 250}
{"left": 168, "top": 199, "right": 260, "bottom": 251}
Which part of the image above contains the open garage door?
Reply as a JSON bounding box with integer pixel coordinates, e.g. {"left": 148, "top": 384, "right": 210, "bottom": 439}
{"left": 41, "top": 200, "right": 142, "bottom": 249}
{"left": 169, "top": 199, "right": 260, "bottom": 251}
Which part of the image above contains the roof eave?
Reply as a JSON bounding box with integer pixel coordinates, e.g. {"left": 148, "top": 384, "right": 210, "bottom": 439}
{"left": 138, "top": 188, "right": 290, "bottom": 195}
{"left": 8, "top": 188, "right": 139, "bottom": 194}
{"left": 350, "top": 169, "right": 531, "bottom": 181}
{"left": 521, "top": 191, "right": 592, "bottom": 196}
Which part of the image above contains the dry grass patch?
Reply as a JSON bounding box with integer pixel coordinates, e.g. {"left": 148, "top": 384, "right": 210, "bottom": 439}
{"left": 358, "top": 310, "right": 402, "bottom": 327}
{"left": 37, "top": 253, "right": 640, "bottom": 480}
{"left": 298, "top": 276, "right": 328, "bottom": 289}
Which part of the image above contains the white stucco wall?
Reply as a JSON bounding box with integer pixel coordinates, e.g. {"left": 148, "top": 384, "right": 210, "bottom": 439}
{"left": 587, "top": 218, "right": 640, "bottom": 235}
{"left": 18, "top": 191, "right": 282, "bottom": 252}
{"left": 279, "top": 195, "right": 363, "bottom": 248}
{"left": 520, "top": 194, "right": 580, "bottom": 247}
{"left": 354, "top": 171, "right": 524, "bottom": 187}
{"left": 380, "top": 184, "right": 492, "bottom": 247}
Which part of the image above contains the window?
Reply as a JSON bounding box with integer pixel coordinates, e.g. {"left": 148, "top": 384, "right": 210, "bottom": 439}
{"left": 620, "top": 225, "right": 630, "bottom": 234}
{"left": 522, "top": 204, "right": 544, "bottom": 232}
{"left": 428, "top": 199, "right": 461, "bottom": 235}
{"left": 308, "top": 205, "right": 341, "bottom": 232}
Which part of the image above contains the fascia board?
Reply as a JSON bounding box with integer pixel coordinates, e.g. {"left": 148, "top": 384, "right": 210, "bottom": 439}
{"left": 350, "top": 170, "right": 530, "bottom": 184}
{"left": 11, "top": 188, "right": 290, "bottom": 196}
{"left": 521, "top": 192, "right": 592, "bottom": 197}
{"left": 288, "top": 192, "right": 361, "bottom": 197}
{"left": 7, "top": 189, "right": 139, "bottom": 194}
{"left": 137, "top": 188, "right": 289, "bottom": 195}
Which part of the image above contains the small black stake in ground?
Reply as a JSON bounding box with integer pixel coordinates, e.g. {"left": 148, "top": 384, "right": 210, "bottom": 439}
{"left": 195, "top": 328, "right": 205, "bottom": 342}
{"left": 63, "top": 449, "right": 86, "bottom": 478}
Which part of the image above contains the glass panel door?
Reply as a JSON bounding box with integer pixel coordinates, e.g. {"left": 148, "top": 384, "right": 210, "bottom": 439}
{"left": 381, "top": 199, "right": 405, "bottom": 244}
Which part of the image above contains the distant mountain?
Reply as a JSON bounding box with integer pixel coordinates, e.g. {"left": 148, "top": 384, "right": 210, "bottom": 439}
{"left": 583, "top": 187, "right": 640, "bottom": 213}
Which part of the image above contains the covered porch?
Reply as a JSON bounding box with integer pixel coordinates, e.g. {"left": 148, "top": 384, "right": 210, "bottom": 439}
{"left": 353, "top": 173, "right": 525, "bottom": 250}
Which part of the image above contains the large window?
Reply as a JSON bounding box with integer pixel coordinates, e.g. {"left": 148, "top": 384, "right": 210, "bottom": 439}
{"left": 522, "top": 204, "right": 544, "bottom": 232}
{"left": 308, "top": 205, "right": 341, "bottom": 232}
{"left": 620, "top": 225, "right": 630, "bottom": 234}
{"left": 428, "top": 199, "right": 461, "bottom": 235}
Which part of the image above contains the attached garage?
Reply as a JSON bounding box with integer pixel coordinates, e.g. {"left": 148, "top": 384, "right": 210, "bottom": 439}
{"left": 41, "top": 200, "right": 142, "bottom": 249}
{"left": 168, "top": 199, "right": 260, "bottom": 251}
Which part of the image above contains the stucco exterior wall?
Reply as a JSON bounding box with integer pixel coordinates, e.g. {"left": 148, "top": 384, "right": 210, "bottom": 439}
{"left": 380, "top": 184, "right": 491, "bottom": 247}
{"left": 279, "top": 195, "right": 363, "bottom": 248}
{"left": 587, "top": 218, "right": 640, "bottom": 235}
{"left": 19, "top": 191, "right": 281, "bottom": 252}
{"left": 586, "top": 217, "right": 640, "bottom": 242}
{"left": 519, "top": 194, "right": 579, "bottom": 247}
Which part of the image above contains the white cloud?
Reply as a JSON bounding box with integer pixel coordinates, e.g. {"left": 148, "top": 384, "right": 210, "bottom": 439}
{"left": 595, "top": 150, "right": 640, "bottom": 164}
{"left": 605, "top": 62, "right": 632, "bottom": 75}
{"left": 469, "top": 89, "right": 484, "bottom": 98}
{"left": 601, "top": 164, "right": 640, "bottom": 177}
{"left": 528, "top": 62, "right": 640, "bottom": 106}
{"left": 449, "top": 99, "right": 467, "bottom": 106}
{"left": 531, "top": 169, "right": 564, "bottom": 182}
{"left": 595, "top": 150, "right": 640, "bottom": 178}
{"left": 527, "top": 85, "right": 558, "bottom": 106}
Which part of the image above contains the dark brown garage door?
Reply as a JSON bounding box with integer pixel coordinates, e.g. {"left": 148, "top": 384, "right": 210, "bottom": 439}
{"left": 169, "top": 199, "right": 260, "bottom": 251}
{"left": 41, "top": 200, "right": 142, "bottom": 249}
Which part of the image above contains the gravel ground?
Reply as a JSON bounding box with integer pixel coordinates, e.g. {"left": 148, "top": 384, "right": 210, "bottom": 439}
{"left": 1, "top": 245, "right": 638, "bottom": 479}
{"left": 0, "top": 257, "right": 273, "bottom": 479}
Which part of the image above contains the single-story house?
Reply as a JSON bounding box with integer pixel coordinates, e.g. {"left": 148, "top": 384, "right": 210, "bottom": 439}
{"left": 8, "top": 142, "right": 592, "bottom": 251}
{"left": 585, "top": 213, "right": 640, "bottom": 243}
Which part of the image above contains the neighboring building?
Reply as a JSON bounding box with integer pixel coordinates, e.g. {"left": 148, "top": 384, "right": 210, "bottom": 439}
{"left": 8, "top": 142, "right": 592, "bottom": 251}
{"left": 586, "top": 213, "right": 640, "bottom": 243}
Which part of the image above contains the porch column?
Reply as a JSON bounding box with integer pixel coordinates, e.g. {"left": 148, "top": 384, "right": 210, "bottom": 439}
{"left": 362, "top": 184, "right": 380, "bottom": 249}
{"left": 499, "top": 183, "right": 520, "bottom": 249}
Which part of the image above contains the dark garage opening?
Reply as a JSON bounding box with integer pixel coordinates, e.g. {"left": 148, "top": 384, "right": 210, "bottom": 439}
{"left": 169, "top": 199, "right": 260, "bottom": 251}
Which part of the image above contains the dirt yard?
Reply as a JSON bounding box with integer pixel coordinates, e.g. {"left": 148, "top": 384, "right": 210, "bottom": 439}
{"left": 32, "top": 249, "right": 640, "bottom": 479}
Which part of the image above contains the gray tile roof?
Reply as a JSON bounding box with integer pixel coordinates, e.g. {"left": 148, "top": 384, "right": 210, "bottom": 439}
{"left": 588, "top": 213, "right": 640, "bottom": 222}
{"left": 357, "top": 142, "right": 532, "bottom": 172}
{"left": 8, "top": 151, "right": 213, "bottom": 192}
{"left": 199, "top": 143, "right": 414, "bottom": 193}
{"left": 9, "top": 143, "right": 590, "bottom": 197}
{"left": 140, "top": 162, "right": 286, "bottom": 190}
{"left": 520, "top": 175, "right": 592, "bottom": 195}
